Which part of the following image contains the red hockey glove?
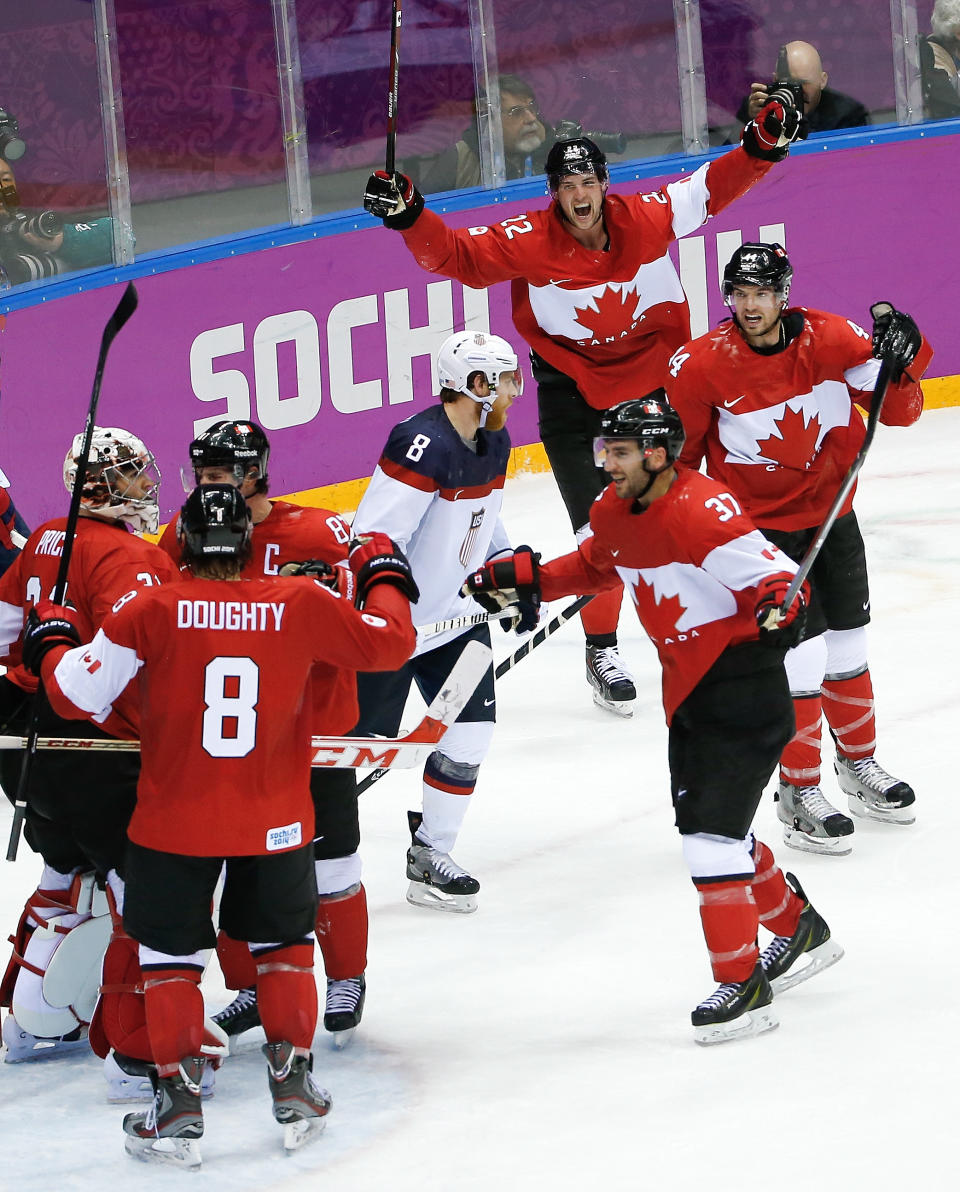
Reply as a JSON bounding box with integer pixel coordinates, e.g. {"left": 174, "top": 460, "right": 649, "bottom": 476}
{"left": 279, "top": 558, "right": 357, "bottom": 604}
{"left": 755, "top": 571, "right": 810, "bottom": 648}
{"left": 362, "top": 170, "right": 424, "bottom": 229}
{"left": 349, "top": 533, "right": 420, "bottom": 607}
{"left": 22, "top": 599, "right": 82, "bottom": 676}
{"left": 461, "top": 545, "right": 542, "bottom": 634}
{"left": 741, "top": 99, "right": 807, "bottom": 161}
{"left": 870, "top": 302, "right": 923, "bottom": 383}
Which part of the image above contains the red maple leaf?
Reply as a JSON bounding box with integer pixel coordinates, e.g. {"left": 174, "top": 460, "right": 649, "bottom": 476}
{"left": 756, "top": 405, "right": 822, "bottom": 470}
{"left": 572, "top": 285, "right": 639, "bottom": 341}
{"left": 633, "top": 583, "right": 689, "bottom": 637}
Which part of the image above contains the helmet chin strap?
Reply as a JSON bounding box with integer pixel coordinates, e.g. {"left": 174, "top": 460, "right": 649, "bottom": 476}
{"left": 635, "top": 454, "right": 671, "bottom": 501}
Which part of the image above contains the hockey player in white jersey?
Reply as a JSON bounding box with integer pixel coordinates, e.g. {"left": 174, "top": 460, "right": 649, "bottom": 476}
{"left": 350, "top": 330, "right": 527, "bottom": 912}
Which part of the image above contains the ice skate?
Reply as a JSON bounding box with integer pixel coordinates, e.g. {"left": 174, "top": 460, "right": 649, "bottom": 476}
{"left": 585, "top": 644, "right": 636, "bottom": 717}
{"left": 122, "top": 1057, "right": 204, "bottom": 1169}
{"left": 834, "top": 754, "right": 916, "bottom": 825}
{"left": 776, "top": 781, "right": 854, "bottom": 856}
{"left": 263, "top": 1040, "right": 331, "bottom": 1152}
{"left": 105, "top": 1049, "right": 217, "bottom": 1103}
{"left": 691, "top": 963, "right": 778, "bottom": 1046}
{"left": 324, "top": 974, "right": 365, "bottom": 1049}
{"left": 1, "top": 1013, "right": 88, "bottom": 1063}
{"left": 759, "top": 874, "right": 844, "bottom": 994}
{"left": 405, "top": 809, "right": 479, "bottom": 913}
{"left": 212, "top": 985, "right": 261, "bottom": 1048}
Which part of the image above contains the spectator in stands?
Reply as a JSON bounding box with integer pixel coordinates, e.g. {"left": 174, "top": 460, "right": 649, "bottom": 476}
{"left": 920, "top": 0, "right": 960, "bottom": 120}
{"left": 413, "top": 75, "right": 549, "bottom": 194}
{"left": 738, "top": 41, "right": 869, "bottom": 134}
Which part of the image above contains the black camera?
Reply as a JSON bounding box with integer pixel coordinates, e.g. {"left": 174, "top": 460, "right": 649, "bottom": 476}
{"left": 0, "top": 106, "right": 25, "bottom": 162}
{"left": 767, "top": 45, "right": 806, "bottom": 114}
{"left": 0, "top": 209, "right": 65, "bottom": 288}
{"left": 12, "top": 209, "right": 63, "bottom": 241}
{"left": 552, "top": 118, "right": 626, "bottom": 157}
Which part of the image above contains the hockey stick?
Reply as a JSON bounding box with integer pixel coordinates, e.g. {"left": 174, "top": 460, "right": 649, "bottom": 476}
{"left": 762, "top": 360, "right": 891, "bottom": 627}
{"left": 6, "top": 282, "right": 139, "bottom": 863}
{"left": 417, "top": 607, "right": 517, "bottom": 636}
{"left": 385, "top": 0, "right": 402, "bottom": 174}
{"left": 356, "top": 594, "right": 594, "bottom": 795}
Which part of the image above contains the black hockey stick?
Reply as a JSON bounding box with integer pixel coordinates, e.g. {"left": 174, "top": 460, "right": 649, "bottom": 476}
{"left": 385, "top": 0, "right": 402, "bottom": 174}
{"left": 6, "top": 282, "right": 139, "bottom": 862}
{"left": 764, "top": 357, "right": 891, "bottom": 627}
{"left": 356, "top": 594, "right": 594, "bottom": 795}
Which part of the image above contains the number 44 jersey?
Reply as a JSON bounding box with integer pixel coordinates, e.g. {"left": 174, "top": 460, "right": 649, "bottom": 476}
{"left": 44, "top": 576, "right": 415, "bottom": 856}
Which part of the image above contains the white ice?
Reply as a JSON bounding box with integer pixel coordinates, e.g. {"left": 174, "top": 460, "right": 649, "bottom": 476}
{"left": 1, "top": 408, "right": 957, "bottom": 1191}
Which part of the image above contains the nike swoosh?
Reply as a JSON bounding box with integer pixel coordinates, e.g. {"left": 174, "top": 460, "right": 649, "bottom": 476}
{"left": 483, "top": 698, "right": 495, "bottom": 706}
{"left": 723, "top": 396, "right": 746, "bottom": 408}
{"left": 548, "top": 278, "right": 573, "bottom": 285}
{"left": 611, "top": 549, "right": 621, "bottom": 557}
{"left": 862, "top": 601, "right": 870, "bottom": 611}
{"left": 454, "top": 489, "right": 465, "bottom": 499}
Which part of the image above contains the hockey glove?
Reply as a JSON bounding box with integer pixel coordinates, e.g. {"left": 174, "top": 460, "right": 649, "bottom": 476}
{"left": 870, "top": 302, "right": 922, "bottom": 383}
{"left": 362, "top": 170, "right": 425, "bottom": 229}
{"left": 461, "top": 545, "right": 542, "bottom": 635}
{"left": 349, "top": 533, "right": 420, "bottom": 606}
{"left": 278, "top": 558, "right": 357, "bottom": 603}
{"left": 754, "top": 571, "right": 810, "bottom": 649}
{"left": 741, "top": 99, "right": 807, "bottom": 162}
{"left": 22, "top": 599, "right": 82, "bottom": 676}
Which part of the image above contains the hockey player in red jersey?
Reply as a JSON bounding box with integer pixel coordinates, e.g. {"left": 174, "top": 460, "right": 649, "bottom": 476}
{"left": 364, "top": 98, "right": 806, "bottom": 716}
{"left": 158, "top": 421, "right": 370, "bottom": 1050}
{"left": 666, "top": 243, "right": 932, "bottom": 855}
{"left": 0, "top": 428, "right": 184, "bottom": 1069}
{"left": 24, "top": 484, "right": 418, "bottom": 1165}
{"left": 464, "top": 395, "right": 843, "bottom": 1044}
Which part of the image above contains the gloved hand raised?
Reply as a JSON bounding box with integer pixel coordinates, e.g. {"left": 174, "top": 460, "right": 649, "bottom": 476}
{"left": 741, "top": 99, "right": 807, "bottom": 162}
{"left": 279, "top": 558, "right": 357, "bottom": 603}
{"left": 362, "top": 170, "right": 424, "bottom": 229}
{"left": 461, "top": 546, "right": 542, "bottom": 634}
{"left": 870, "top": 302, "right": 922, "bottom": 383}
{"left": 22, "top": 599, "right": 82, "bottom": 676}
{"left": 348, "top": 533, "right": 420, "bottom": 607}
{"left": 754, "top": 571, "right": 810, "bottom": 649}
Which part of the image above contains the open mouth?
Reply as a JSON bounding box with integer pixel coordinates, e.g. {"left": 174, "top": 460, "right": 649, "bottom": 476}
{"left": 573, "top": 202, "right": 592, "bottom": 220}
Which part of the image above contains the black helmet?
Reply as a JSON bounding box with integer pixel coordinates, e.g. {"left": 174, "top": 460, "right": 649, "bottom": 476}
{"left": 189, "top": 420, "right": 270, "bottom": 491}
{"left": 721, "top": 242, "right": 793, "bottom": 304}
{"left": 598, "top": 391, "right": 686, "bottom": 463}
{"left": 179, "top": 484, "right": 252, "bottom": 563}
{"left": 546, "top": 136, "right": 609, "bottom": 195}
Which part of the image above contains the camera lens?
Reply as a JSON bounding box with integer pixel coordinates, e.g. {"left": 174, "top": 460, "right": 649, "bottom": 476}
{"left": 2, "top": 251, "right": 63, "bottom": 286}
{"left": 0, "top": 130, "right": 25, "bottom": 162}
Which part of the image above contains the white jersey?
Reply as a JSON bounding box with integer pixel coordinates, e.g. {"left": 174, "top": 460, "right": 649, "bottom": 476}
{"left": 352, "top": 404, "right": 511, "bottom": 655}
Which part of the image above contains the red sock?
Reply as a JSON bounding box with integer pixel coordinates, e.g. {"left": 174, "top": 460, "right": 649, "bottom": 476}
{"left": 216, "top": 929, "right": 258, "bottom": 989}
{"left": 694, "top": 879, "right": 759, "bottom": 983}
{"left": 780, "top": 694, "right": 822, "bottom": 787}
{"left": 143, "top": 967, "right": 204, "bottom": 1074}
{"left": 822, "top": 668, "right": 876, "bottom": 760}
{"left": 751, "top": 839, "right": 803, "bottom": 938}
{"left": 580, "top": 583, "right": 622, "bottom": 638}
{"left": 316, "top": 884, "right": 368, "bottom": 980}
{"left": 256, "top": 942, "right": 317, "bottom": 1050}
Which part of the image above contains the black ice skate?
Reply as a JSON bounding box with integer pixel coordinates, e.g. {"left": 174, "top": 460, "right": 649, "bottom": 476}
{"left": 263, "top": 1040, "right": 332, "bottom": 1152}
{"left": 105, "top": 1048, "right": 218, "bottom": 1103}
{"left": 324, "top": 974, "right": 366, "bottom": 1049}
{"left": 776, "top": 780, "right": 855, "bottom": 856}
{"left": 759, "top": 873, "right": 844, "bottom": 994}
{"left": 585, "top": 643, "right": 636, "bottom": 717}
{"left": 834, "top": 754, "right": 916, "bottom": 825}
{"left": 122, "top": 1056, "right": 205, "bottom": 1169}
{"left": 405, "top": 810, "right": 479, "bottom": 913}
{"left": 212, "top": 985, "right": 261, "bottom": 1047}
{"left": 691, "top": 963, "right": 778, "bottom": 1046}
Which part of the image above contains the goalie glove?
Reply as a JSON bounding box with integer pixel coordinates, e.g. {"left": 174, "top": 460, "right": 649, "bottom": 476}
{"left": 461, "top": 545, "right": 542, "bottom": 635}
{"left": 348, "top": 532, "right": 420, "bottom": 607}
{"left": 870, "top": 302, "right": 923, "bottom": 383}
{"left": 22, "top": 599, "right": 82, "bottom": 676}
{"left": 278, "top": 558, "right": 357, "bottom": 603}
{"left": 741, "top": 99, "right": 807, "bottom": 162}
{"left": 362, "top": 170, "right": 425, "bottom": 229}
{"left": 754, "top": 571, "right": 810, "bottom": 649}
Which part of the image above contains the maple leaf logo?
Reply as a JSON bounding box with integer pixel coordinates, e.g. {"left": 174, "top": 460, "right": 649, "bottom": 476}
{"left": 756, "top": 405, "right": 822, "bottom": 470}
{"left": 632, "top": 581, "right": 689, "bottom": 636}
{"left": 573, "top": 285, "right": 639, "bottom": 340}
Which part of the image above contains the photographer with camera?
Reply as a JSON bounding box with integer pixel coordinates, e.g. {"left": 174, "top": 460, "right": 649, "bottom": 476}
{"left": 364, "top": 94, "right": 805, "bottom": 715}
{"left": 738, "top": 42, "right": 869, "bottom": 135}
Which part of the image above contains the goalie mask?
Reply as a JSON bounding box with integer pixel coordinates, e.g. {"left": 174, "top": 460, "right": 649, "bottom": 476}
{"left": 722, "top": 242, "right": 793, "bottom": 306}
{"left": 63, "top": 427, "right": 161, "bottom": 536}
{"left": 436, "top": 331, "right": 521, "bottom": 427}
{"left": 178, "top": 483, "right": 252, "bottom": 563}
{"left": 187, "top": 419, "right": 270, "bottom": 493}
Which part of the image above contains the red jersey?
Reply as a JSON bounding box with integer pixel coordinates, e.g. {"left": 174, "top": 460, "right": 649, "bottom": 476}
{"left": 667, "top": 309, "right": 927, "bottom": 531}
{"left": 399, "top": 147, "right": 773, "bottom": 408}
{"left": 0, "top": 516, "right": 180, "bottom": 719}
{"left": 44, "top": 577, "right": 415, "bottom": 856}
{"left": 539, "top": 470, "right": 798, "bottom": 723}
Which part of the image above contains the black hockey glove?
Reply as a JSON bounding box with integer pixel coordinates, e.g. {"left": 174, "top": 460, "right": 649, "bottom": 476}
{"left": 278, "top": 558, "right": 357, "bottom": 603}
{"left": 755, "top": 571, "right": 810, "bottom": 650}
{"left": 741, "top": 99, "right": 807, "bottom": 162}
{"left": 870, "top": 301, "right": 922, "bottom": 383}
{"left": 22, "top": 600, "right": 82, "bottom": 676}
{"left": 461, "top": 545, "right": 542, "bottom": 635}
{"left": 348, "top": 533, "right": 420, "bottom": 607}
{"left": 362, "top": 170, "right": 425, "bottom": 229}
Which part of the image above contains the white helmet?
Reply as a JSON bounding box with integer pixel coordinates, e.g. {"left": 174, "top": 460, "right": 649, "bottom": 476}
{"left": 63, "top": 426, "right": 161, "bottom": 536}
{"left": 437, "top": 331, "right": 519, "bottom": 425}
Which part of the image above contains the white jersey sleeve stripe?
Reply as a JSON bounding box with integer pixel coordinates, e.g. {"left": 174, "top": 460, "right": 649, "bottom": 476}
{"left": 844, "top": 357, "right": 881, "bottom": 393}
{"left": 665, "top": 162, "right": 711, "bottom": 239}
{"left": 52, "top": 628, "right": 142, "bottom": 720}
{"left": 701, "top": 529, "right": 798, "bottom": 593}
